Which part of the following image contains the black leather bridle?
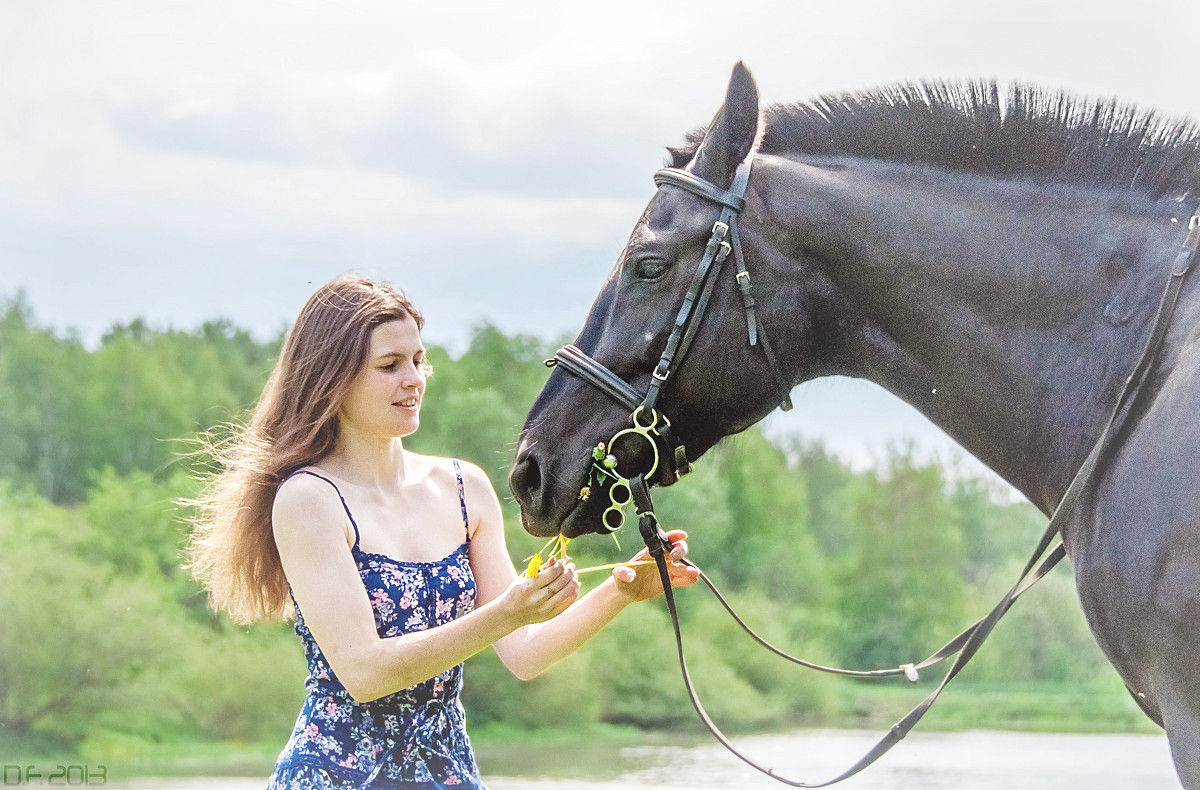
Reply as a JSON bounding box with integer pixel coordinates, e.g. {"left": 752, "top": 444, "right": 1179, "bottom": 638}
{"left": 548, "top": 147, "right": 1200, "bottom": 785}
{"left": 549, "top": 149, "right": 792, "bottom": 531}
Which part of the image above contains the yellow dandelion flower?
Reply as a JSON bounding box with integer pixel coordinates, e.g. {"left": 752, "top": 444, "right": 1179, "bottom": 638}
{"left": 554, "top": 535, "right": 572, "bottom": 563}
{"left": 523, "top": 535, "right": 573, "bottom": 578}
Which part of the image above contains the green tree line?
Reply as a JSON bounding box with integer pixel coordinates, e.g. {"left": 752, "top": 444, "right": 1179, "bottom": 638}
{"left": 0, "top": 294, "right": 1122, "bottom": 759}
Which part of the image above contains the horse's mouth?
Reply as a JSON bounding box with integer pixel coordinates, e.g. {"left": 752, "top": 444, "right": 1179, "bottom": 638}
{"left": 519, "top": 476, "right": 609, "bottom": 538}
{"left": 520, "top": 439, "right": 675, "bottom": 538}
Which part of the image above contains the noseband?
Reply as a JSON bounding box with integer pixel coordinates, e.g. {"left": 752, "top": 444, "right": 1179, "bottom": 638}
{"left": 548, "top": 150, "right": 792, "bottom": 531}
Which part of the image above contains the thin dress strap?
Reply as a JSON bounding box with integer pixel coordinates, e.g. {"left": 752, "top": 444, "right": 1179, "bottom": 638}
{"left": 282, "top": 469, "right": 362, "bottom": 550}
{"left": 452, "top": 459, "right": 469, "bottom": 539}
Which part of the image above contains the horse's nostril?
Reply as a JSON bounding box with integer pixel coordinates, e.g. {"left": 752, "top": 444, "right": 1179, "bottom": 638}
{"left": 524, "top": 456, "right": 542, "bottom": 494}
{"left": 513, "top": 453, "right": 542, "bottom": 499}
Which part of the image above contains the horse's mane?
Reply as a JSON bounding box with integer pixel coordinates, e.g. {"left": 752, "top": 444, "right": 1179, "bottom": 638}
{"left": 672, "top": 80, "right": 1200, "bottom": 202}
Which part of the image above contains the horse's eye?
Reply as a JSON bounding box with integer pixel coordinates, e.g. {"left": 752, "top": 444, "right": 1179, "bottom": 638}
{"left": 634, "top": 258, "right": 668, "bottom": 280}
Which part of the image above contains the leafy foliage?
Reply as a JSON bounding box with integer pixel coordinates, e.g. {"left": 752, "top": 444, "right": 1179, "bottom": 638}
{"left": 833, "top": 452, "right": 968, "bottom": 669}
{"left": 0, "top": 296, "right": 277, "bottom": 502}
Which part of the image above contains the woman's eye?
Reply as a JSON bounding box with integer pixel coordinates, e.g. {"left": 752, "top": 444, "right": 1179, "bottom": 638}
{"left": 635, "top": 258, "right": 667, "bottom": 280}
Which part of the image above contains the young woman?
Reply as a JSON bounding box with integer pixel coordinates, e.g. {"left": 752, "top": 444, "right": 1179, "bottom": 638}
{"left": 187, "top": 275, "right": 698, "bottom": 789}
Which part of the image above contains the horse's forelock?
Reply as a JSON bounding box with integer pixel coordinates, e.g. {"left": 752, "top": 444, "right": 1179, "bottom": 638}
{"left": 665, "top": 127, "right": 707, "bottom": 168}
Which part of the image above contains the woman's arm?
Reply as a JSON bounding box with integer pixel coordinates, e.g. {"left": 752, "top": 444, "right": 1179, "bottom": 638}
{"left": 273, "top": 472, "right": 579, "bottom": 703}
{"left": 462, "top": 463, "right": 698, "bottom": 680}
{"left": 491, "top": 543, "right": 696, "bottom": 680}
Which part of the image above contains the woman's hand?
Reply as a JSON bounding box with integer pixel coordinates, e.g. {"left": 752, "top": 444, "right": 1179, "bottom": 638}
{"left": 611, "top": 529, "right": 699, "bottom": 603}
{"left": 498, "top": 557, "right": 581, "bottom": 627}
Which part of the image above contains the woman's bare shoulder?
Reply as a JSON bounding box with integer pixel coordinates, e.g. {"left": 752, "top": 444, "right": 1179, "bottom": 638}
{"left": 405, "top": 453, "right": 499, "bottom": 530}
{"left": 275, "top": 467, "right": 338, "bottom": 504}
{"left": 272, "top": 470, "right": 353, "bottom": 547}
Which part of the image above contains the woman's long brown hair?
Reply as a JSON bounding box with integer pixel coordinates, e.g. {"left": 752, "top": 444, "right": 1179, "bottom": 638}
{"left": 186, "top": 275, "right": 424, "bottom": 623}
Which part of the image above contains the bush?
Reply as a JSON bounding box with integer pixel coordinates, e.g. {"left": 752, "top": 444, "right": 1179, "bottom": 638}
{"left": 0, "top": 483, "right": 183, "bottom": 743}
{"left": 964, "top": 558, "right": 1109, "bottom": 684}
{"left": 462, "top": 648, "right": 599, "bottom": 730}
{"left": 169, "top": 623, "right": 307, "bottom": 743}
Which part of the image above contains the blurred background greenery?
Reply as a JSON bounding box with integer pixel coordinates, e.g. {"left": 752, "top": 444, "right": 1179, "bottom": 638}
{"left": 0, "top": 293, "right": 1154, "bottom": 773}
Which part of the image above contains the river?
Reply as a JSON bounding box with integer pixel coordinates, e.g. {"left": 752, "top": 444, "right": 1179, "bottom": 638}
{"left": 103, "top": 730, "right": 1179, "bottom": 789}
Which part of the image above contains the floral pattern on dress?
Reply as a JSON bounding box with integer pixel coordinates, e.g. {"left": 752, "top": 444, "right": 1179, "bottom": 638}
{"left": 266, "top": 466, "right": 484, "bottom": 790}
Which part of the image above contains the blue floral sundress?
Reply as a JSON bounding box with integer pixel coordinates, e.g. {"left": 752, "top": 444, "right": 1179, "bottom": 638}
{"left": 266, "top": 462, "right": 486, "bottom": 790}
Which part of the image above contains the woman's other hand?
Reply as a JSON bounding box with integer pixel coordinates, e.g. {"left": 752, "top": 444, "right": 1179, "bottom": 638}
{"left": 612, "top": 529, "right": 699, "bottom": 602}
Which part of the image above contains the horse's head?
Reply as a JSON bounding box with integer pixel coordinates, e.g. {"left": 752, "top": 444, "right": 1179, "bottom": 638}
{"left": 511, "top": 64, "right": 818, "bottom": 537}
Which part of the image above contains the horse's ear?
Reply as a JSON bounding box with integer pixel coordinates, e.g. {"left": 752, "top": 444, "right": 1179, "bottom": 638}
{"left": 689, "top": 62, "right": 761, "bottom": 187}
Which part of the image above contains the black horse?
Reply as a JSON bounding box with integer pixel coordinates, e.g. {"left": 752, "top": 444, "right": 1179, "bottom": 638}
{"left": 509, "top": 63, "right": 1200, "bottom": 784}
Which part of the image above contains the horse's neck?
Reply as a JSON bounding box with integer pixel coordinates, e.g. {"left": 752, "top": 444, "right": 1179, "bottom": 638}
{"left": 763, "top": 155, "right": 1184, "bottom": 510}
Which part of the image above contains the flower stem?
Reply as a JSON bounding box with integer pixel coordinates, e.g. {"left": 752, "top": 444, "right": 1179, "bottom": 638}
{"left": 575, "top": 560, "right": 655, "bottom": 575}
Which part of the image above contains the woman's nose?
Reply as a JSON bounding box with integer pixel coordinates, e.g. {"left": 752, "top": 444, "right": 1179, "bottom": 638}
{"left": 402, "top": 362, "right": 425, "bottom": 387}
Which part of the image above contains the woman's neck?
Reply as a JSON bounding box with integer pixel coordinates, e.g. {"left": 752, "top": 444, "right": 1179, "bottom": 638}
{"left": 324, "top": 426, "right": 409, "bottom": 490}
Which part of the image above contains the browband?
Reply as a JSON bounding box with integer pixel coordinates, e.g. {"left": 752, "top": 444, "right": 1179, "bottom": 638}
{"left": 653, "top": 168, "right": 747, "bottom": 212}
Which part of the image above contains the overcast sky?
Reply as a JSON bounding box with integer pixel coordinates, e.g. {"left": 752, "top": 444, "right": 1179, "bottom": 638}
{"left": 4, "top": 0, "right": 1199, "bottom": 486}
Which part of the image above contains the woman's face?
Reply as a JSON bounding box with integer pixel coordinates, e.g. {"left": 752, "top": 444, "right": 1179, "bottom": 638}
{"left": 338, "top": 315, "right": 428, "bottom": 440}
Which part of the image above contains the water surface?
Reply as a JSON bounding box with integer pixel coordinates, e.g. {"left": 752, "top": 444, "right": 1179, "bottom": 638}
{"left": 105, "top": 729, "right": 1179, "bottom": 789}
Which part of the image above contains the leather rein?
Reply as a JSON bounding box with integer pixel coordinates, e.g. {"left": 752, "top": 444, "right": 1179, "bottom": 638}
{"left": 547, "top": 149, "right": 1200, "bottom": 785}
